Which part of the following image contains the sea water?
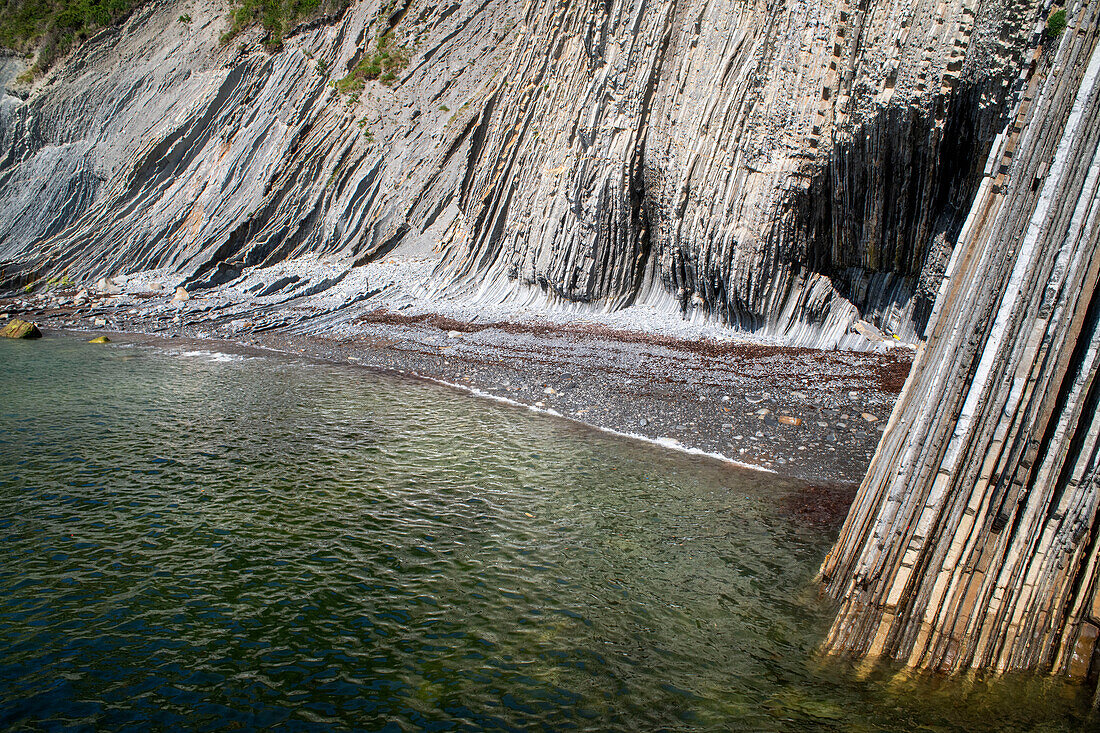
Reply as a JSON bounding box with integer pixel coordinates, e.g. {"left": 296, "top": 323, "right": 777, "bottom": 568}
{"left": 0, "top": 335, "right": 1091, "bottom": 730}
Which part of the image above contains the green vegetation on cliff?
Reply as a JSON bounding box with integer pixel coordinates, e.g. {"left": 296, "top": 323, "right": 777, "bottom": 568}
{"left": 1046, "top": 9, "right": 1068, "bottom": 39}
{"left": 0, "top": 0, "right": 145, "bottom": 74}
{"left": 335, "top": 32, "right": 409, "bottom": 91}
{"left": 221, "top": 0, "right": 345, "bottom": 49}
{"left": 0, "top": 0, "right": 347, "bottom": 73}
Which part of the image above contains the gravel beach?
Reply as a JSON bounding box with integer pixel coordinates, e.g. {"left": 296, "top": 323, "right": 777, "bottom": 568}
{"left": 1, "top": 265, "right": 912, "bottom": 493}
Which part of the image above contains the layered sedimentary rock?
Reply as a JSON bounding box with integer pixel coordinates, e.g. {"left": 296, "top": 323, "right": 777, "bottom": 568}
{"left": 0, "top": 0, "right": 519, "bottom": 285}
{"left": 440, "top": 0, "right": 1034, "bottom": 347}
{"left": 0, "top": 0, "right": 1037, "bottom": 347}
{"left": 822, "top": 1, "right": 1100, "bottom": 678}
{"left": 2, "top": 0, "right": 1100, "bottom": 686}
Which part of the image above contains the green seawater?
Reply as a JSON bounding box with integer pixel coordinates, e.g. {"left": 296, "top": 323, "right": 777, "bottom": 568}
{"left": 0, "top": 335, "right": 1093, "bottom": 731}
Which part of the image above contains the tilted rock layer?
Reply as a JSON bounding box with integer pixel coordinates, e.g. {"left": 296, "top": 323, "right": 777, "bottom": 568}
{"left": 0, "top": 0, "right": 1037, "bottom": 347}
{"left": 822, "top": 1, "right": 1100, "bottom": 680}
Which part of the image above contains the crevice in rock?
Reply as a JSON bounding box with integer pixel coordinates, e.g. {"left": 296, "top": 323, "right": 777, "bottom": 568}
{"left": 779, "top": 80, "right": 1008, "bottom": 338}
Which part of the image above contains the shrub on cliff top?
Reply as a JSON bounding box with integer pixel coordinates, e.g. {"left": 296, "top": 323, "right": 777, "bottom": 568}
{"left": 1046, "top": 9, "right": 1068, "bottom": 40}
{"left": 1, "top": 0, "right": 145, "bottom": 76}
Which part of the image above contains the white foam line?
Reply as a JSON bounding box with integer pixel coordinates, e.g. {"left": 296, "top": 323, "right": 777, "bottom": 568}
{"left": 97, "top": 329, "right": 775, "bottom": 475}
{"left": 600, "top": 427, "right": 777, "bottom": 474}
{"left": 423, "top": 377, "right": 776, "bottom": 474}
{"left": 169, "top": 348, "right": 251, "bottom": 362}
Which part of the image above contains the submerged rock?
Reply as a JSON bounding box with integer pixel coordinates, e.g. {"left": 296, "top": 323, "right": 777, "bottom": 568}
{"left": 0, "top": 319, "right": 42, "bottom": 339}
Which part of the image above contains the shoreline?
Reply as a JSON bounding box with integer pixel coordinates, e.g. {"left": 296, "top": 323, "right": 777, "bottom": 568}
{"left": 2, "top": 277, "right": 912, "bottom": 488}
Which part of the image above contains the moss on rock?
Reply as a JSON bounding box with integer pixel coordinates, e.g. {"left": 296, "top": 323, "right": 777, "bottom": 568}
{"left": 0, "top": 319, "right": 42, "bottom": 339}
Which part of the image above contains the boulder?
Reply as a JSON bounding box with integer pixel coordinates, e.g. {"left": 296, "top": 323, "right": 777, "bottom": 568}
{"left": 87, "top": 335, "right": 111, "bottom": 343}
{"left": 95, "top": 277, "right": 121, "bottom": 294}
{"left": 172, "top": 287, "right": 190, "bottom": 301}
{"left": 0, "top": 319, "right": 42, "bottom": 339}
{"left": 852, "top": 320, "right": 887, "bottom": 343}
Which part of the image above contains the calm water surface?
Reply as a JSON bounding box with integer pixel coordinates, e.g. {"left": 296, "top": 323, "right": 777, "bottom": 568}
{"left": 0, "top": 335, "right": 1093, "bottom": 731}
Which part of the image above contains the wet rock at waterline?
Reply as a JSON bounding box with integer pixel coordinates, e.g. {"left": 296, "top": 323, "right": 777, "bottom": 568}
{"left": 0, "top": 319, "right": 41, "bottom": 339}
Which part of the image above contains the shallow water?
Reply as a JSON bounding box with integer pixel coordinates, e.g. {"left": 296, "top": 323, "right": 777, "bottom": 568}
{"left": 0, "top": 334, "right": 1092, "bottom": 731}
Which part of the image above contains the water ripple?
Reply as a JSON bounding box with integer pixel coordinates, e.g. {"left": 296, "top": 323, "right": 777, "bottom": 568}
{"left": 0, "top": 337, "right": 1090, "bottom": 731}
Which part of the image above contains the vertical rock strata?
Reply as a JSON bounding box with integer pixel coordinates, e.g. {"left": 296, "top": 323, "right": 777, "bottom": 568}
{"left": 822, "top": 2, "right": 1100, "bottom": 678}
{"left": 1, "top": 0, "right": 1099, "bottom": 686}
{"left": 0, "top": 0, "right": 1036, "bottom": 347}
{"left": 440, "top": 0, "right": 1034, "bottom": 344}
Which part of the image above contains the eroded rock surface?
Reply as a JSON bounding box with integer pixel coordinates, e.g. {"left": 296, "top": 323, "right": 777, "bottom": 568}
{"left": 823, "top": 1, "right": 1100, "bottom": 679}
{"left": 0, "top": 0, "right": 1038, "bottom": 348}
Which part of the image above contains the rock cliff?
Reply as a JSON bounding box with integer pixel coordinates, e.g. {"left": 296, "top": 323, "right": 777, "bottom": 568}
{"left": 0, "top": 0, "right": 1037, "bottom": 347}
{"left": 822, "top": 0, "right": 1100, "bottom": 679}
{"left": 3, "top": 0, "right": 1100, "bottom": 685}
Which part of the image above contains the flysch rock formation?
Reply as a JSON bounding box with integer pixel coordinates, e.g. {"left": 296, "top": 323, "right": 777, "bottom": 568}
{"left": 0, "top": 0, "right": 1039, "bottom": 349}
{"left": 822, "top": 0, "right": 1100, "bottom": 680}
{"left": 2, "top": 0, "right": 1100, "bottom": 686}
{"left": 0, "top": 0, "right": 520, "bottom": 290}
{"left": 437, "top": 0, "right": 1035, "bottom": 348}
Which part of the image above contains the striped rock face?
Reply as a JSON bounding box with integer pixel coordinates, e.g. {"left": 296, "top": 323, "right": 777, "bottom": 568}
{"left": 0, "top": 0, "right": 1035, "bottom": 348}
{"left": 823, "top": 2, "right": 1100, "bottom": 680}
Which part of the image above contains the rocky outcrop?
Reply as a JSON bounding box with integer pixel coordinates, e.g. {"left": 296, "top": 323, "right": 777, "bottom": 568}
{"left": 439, "top": 0, "right": 1035, "bottom": 347}
{"left": 822, "top": 1, "right": 1100, "bottom": 678}
{"left": 0, "top": 0, "right": 1038, "bottom": 348}
{"left": 0, "top": 318, "right": 42, "bottom": 338}
{"left": 0, "top": 0, "right": 518, "bottom": 288}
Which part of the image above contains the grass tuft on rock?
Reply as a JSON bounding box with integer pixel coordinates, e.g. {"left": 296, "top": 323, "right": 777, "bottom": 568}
{"left": 335, "top": 33, "right": 409, "bottom": 92}
{"left": 1046, "top": 9, "right": 1067, "bottom": 40}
